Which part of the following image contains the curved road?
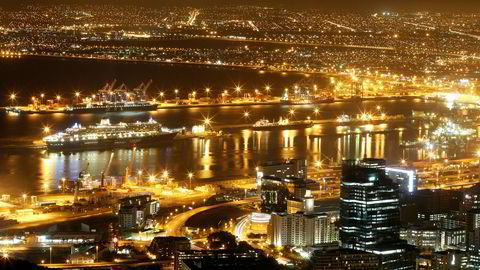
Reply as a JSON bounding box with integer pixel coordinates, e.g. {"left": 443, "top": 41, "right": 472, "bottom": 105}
{"left": 165, "top": 198, "right": 258, "bottom": 236}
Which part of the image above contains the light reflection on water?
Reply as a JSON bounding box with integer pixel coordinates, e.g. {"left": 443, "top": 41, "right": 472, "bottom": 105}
{"left": 0, "top": 100, "right": 470, "bottom": 195}
{"left": 38, "top": 122, "right": 390, "bottom": 193}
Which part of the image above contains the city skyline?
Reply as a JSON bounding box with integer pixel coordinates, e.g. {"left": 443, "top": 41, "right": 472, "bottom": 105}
{"left": 0, "top": 1, "right": 479, "bottom": 269}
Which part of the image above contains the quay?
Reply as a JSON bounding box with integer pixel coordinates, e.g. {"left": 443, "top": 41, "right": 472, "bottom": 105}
{"left": 3, "top": 95, "right": 424, "bottom": 115}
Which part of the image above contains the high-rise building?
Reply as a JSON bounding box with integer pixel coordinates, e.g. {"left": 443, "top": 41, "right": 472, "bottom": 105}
{"left": 466, "top": 209, "right": 480, "bottom": 254}
{"left": 268, "top": 211, "right": 338, "bottom": 247}
{"left": 339, "top": 158, "right": 416, "bottom": 270}
{"left": 340, "top": 159, "right": 400, "bottom": 250}
{"left": 385, "top": 167, "right": 417, "bottom": 194}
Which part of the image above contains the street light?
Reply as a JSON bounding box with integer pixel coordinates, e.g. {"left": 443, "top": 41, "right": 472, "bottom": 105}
{"left": 49, "top": 247, "right": 52, "bottom": 264}
{"left": 174, "top": 89, "right": 178, "bottom": 99}
{"left": 43, "top": 126, "right": 51, "bottom": 134}
{"left": 22, "top": 194, "right": 27, "bottom": 205}
{"left": 205, "top": 88, "right": 210, "bottom": 98}
{"left": 204, "top": 117, "right": 212, "bottom": 129}
{"left": 289, "top": 109, "right": 295, "bottom": 118}
{"left": 188, "top": 172, "right": 194, "bottom": 190}
{"left": 9, "top": 93, "right": 16, "bottom": 106}
{"left": 235, "top": 86, "right": 241, "bottom": 98}
{"left": 75, "top": 92, "right": 80, "bottom": 104}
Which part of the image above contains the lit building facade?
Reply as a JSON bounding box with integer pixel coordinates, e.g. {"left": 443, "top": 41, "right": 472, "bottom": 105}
{"left": 340, "top": 159, "right": 400, "bottom": 250}
{"left": 268, "top": 212, "right": 338, "bottom": 247}
{"left": 340, "top": 158, "right": 416, "bottom": 270}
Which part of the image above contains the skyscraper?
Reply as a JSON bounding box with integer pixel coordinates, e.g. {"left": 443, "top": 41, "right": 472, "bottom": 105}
{"left": 340, "top": 159, "right": 400, "bottom": 250}
{"left": 340, "top": 159, "right": 416, "bottom": 269}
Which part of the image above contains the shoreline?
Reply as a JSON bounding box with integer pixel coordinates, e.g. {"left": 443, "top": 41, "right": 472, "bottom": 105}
{"left": 2, "top": 95, "right": 425, "bottom": 115}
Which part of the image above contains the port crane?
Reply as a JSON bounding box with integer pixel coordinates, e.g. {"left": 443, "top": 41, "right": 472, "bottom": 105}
{"left": 133, "top": 79, "right": 152, "bottom": 101}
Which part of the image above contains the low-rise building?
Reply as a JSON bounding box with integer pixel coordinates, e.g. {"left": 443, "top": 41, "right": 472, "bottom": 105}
{"left": 310, "top": 248, "right": 380, "bottom": 270}
{"left": 149, "top": 236, "right": 191, "bottom": 260}
{"left": 175, "top": 249, "right": 262, "bottom": 270}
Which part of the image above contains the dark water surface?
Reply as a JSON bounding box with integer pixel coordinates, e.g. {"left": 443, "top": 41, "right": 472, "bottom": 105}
{"left": 0, "top": 57, "right": 456, "bottom": 196}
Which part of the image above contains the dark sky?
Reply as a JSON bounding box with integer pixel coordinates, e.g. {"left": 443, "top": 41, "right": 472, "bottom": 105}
{"left": 3, "top": 0, "right": 480, "bottom": 12}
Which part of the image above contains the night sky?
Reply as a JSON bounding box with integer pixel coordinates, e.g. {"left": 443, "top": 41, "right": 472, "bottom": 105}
{"left": 3, "top": 0, "right": 480, "bottom": 11}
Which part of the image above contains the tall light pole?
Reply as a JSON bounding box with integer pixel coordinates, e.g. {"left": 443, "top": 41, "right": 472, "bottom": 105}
{"left": 22, "top": 193, "right": 27, "bottom": 206}
{"left": 188, "top": 172, "right": 193, "bottom": 190}
{"left": 75, "top": 92, "right": 80, "bottom": 104}
{"left": 204, "top": 117, "right": 211, "bottom": 130}
{"left": 96, "top": 245, "right": 99, "bottom": 262}
{"left": 289, "top": 109, "right": 295, "bottom": 119}
{"left": 49, "top": 246, "right": 52, "bottom": 264}
{"left": 265, "top": 85, "right": 271, "bottom": 95}
{"left": 235, "top": 86, "right": 241, "bottom": 98}
{"left": 9, "top": 93, "right": 16, "bottom": 106}
{"left": 205, "top": 88, "right": 210, "bottom": 98}
{"left": 175, "top": 89, "right": 178, "bottom": 99}
{"left": 40, "top": 93, "right": 45, "bottom": 104}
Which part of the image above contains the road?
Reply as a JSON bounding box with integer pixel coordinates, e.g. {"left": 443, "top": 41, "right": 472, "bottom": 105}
{"left": 42, "top": 260, "right": 171, "bottom": 269}
{"left": 0, "top": 208, "right": 112, "bottom": 231}
{"left": 165, "top": 198, "right": 258, "bottom": 236}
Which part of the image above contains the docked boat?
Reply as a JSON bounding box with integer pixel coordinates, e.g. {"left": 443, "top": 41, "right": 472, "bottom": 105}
{"left": 65, "top": 80, "right": 157, "bottom": 113}
{"left": 65, "top": 101, "right": 157, "bottom": 113}
{"left": 252, "top": 117, "right": 313, "bottom": 130}
{"left": 43, "top": 118, "right": 178, "bottom": 151}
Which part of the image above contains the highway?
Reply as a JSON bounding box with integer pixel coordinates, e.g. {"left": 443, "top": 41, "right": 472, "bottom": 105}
{"left": 41, "top": 260, "right": 171, "bottom": 269}
{"left": 0, "top": 208, "right": 112, "bottom": 232}
{"left": 165, "top": 198, "right": 258, "bottom": 236}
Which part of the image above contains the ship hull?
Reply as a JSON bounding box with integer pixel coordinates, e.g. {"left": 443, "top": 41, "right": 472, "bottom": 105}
{"left": 252, "top": 123, "right": 313, "bottom": 131}
{"left": 45, "top": 133, "right": 177, "bottom": 151}
{"left": 68, "top": 104, "right": 158, "bottom": 113}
